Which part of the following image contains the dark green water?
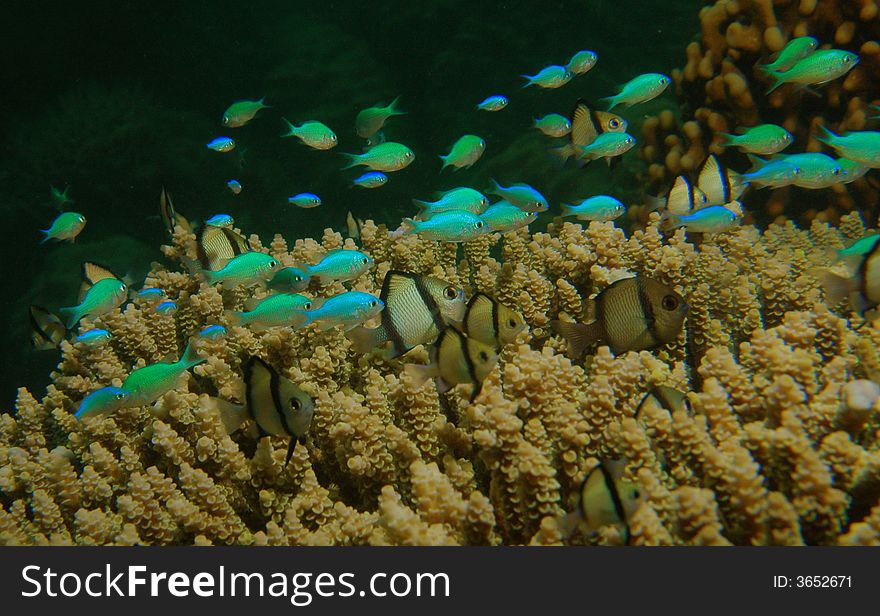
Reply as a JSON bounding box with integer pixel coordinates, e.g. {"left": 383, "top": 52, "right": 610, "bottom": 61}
{"left": 0, "top": 1, "right": 699, "bottom": 407}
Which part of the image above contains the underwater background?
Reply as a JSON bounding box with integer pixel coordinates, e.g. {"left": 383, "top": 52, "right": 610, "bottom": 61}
{"left": 1, "top": 0, "right": 699, "bottom": 407}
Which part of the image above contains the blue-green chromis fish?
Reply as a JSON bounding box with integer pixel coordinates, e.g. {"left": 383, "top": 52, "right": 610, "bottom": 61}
{"left": 356, "top": 96, "right": 404, "bottom": 139}
{"left": 50, "top": 185, "right": 74, "bottom": 207}
{"left": 486, "top": 179, "right": 548, "bottom": 212}
{"left": 268, "top": 267, "right": 311, "bottom": 292}
{"left": 601, "top": 73, "right": 670, "bottom": 110}
{"left": 743, "top": 155, "right": 801, "bottom": 188}
{"left": 578, "top": 132, "right": 636, "bottom": 161}
{"left": 816, "top": 126, "right": 880, "bottom": 167}
{"left": 281, "top": 119, "right": 337, "bottom": 150}
{"left": 75, "top": 328, "right": 112, "bottom": 348}
{"left": 765, "top": 49, "right": 859, "bottom": 94}
{"left": 759, "top": 36, "right": 818, "bottom": 73}
{"left": 839, "top": 234, "right": 880, "bottom": 257}
{"left": 222, "top": 98, "right": 269, "bottom": 127}
{"left": 775, "top": 152, "right": 844, "bottom": 188}
{"left": 534, "top": 114, "right": 572, "bottom": 137}
{"left": 40, "top": 212, "right": 86, "bottom": 244}
{"left": 289, "top": 192, "right": 322, "bottom": 208}
{"left": 837, "top": 158, "right": 870, "bottom": 183}
{"left": 75, "top": 387, "right": 130, "bottom": 419}
{"left": 521, "top": 65, "right": 573, "bottom": 89}
{"left": 207, "top": 137, "right": 235, "bottom": 152}
{"left": 58, "top": 278, "right": 128, "bottom": 329}
{"left": 401, "top": 211, "right": 487, "bottom": 242}
{"left": 479, "top": 202, "right": 538, "bottom": 233}
{"left": 719, "top": 124, "right": 793, "bottom": 155}
{"left": 136, "top": 288, "right": 165, "bottom": 303}
{"left": 205, "top": 214, "right": 234, "bottom": 227}
{"left": 343, "top": 142, "right": 415, "bottom": 172}
{"left": 561, "top": 196, "right": 625, "bottom": 222}
{"left": 227, "top": 179, "right": 242, "bottom": 194}
{"left": 200, "top": 252, "right": 280, "bottom": 286}
{"left": 566, "top": 50, "right": 598, "bottom": 75}
{"left": 155, "top": 300, "right": 177, "bottom": 315}
{"left": 300, "top": 249, "right": 374, "bottom": 284}
{"left": 225, "top": 293, "right": 313, "bottom": 331}
{"left": 198, "top": 325, "right": 227, "bottom": 340}
{"left": 353, "top": 171, "right": 388, "bottom": 188}
{"left": 477, "top": 95, "right": 508, "bottom": 112}
{"left": 302, "top": 291, "right": 384, "bottom": 331}
{"left": 440, "top": 135, "right": 485, "bottom": 171}
{"left": 413, "top": 187, "right": 489, "bottom": 218}
{"left": 661, "top": 205, "right": 741, "bottom": 234}
{"left": 121, "top": 340, "right": 206, "bottom": 408}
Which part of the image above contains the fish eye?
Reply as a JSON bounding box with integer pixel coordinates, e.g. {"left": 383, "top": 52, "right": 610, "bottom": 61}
{"left": 632, "top": 489, "right": 641, "bottom": 499}
{"left": 370, "top": 300, "right": 378, "bottom": 307}
{"left": 507, "top": 318, "right": 517, "bottom": 328}
{"left": 443, "top": 286, "right": 458, "bottom": 300}
{"left": 482, "top": 198, "right": 489, "bottom": 206}
{"left": 843, "top": 56, "right": 851, "bottom": 63}
{"left": 661, "top": 294, "right": 679, "bottom": 311}
{"left": 362, "top": 257, "right": 369, "bottom": 264}
{"left": 476, "top": 221, "right": 485, "bottom": 229}
{"left": 478, "top": 351, "right": 490, "bottom": 362}
{"left": 115, "top": 393, "right": 125, "bottom": 400}
{"left": 405, "top": 151, "right": 413, "bottom": 158}
{"left": 609, "top": 119, "right": 620, "bottom": 128}
{"left": 304, "top": 302, "right": 312, "bottom": 310}
{"left": 290, "top": 398, "right": 302, "bottom": 411}
{"left": 294, "top": 275, "right": 303, "bottom": 282}
{"left": 833, "top": 168, "right": 841, "bottom": 175}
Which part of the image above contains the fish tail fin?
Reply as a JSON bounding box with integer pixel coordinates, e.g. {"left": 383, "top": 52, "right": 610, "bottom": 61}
{"left": 728, "top": 169, "right": 749, "bottom": 199}
{"left": 717, "top": 132, "right": 737, "bottom": 147}
{"left": 180, "top": 340, "right": 205, "bottom": 369}
{"left": 346, "top": 325, "right": 383, "bottom": 354}
{"left": 280, "top": 117, "right": 296, "bottom": 137}
{"left": 401, "top": 218, "right": 418, "bottom": 235}
{"left": 438, "top": 154, "right": 449, "bottom": 170}
{"left": 599, "top": 95, "right": 618, "bottom": 110}
{"left": 520, "top": 74, "right": 534, "bottom": 88}
{"left": 746, "top": 154, "right": 768, "bottom": 173}
{"left": 559, "top": 203, "right": 575, "bottom": 217}
{"left": 815, "top": 124, "right": 837, "bottom": 146}
{"left": 204, "top": 397, "right": 249, "bottom": 434}
{"left": 258, "top": 97, "right": 270, "bottom": 108}
{"left": 223, "top": 309, "right": 245, "bottom": 327}
{"left": 550, "top": 320, "right": 600, "bottom": 358}
{"left": 388, "top": 94, "right": 405, "bottom": 115}
{"left": 645, "top": 195, "right": 665, "bottom": 213}
{"left": 412, "top": 198, "right": 430, "bottom": 214}
{"left": 57, "top": 306, "right": 81, "bottom": 330}
{"left": 487, "top": 177, "right": 501, "bottom": 195}
{"left": 764, "top": 72, "right": 785, "bottom": 95}
{"left": 548, "top": 144, "right": 576, "bottom": 165}
{"left": 39, "top": 230, "right": 51, "bottom": 244}
{"left": 341, "top": 153, "right": 360, "bottom": 170}
{"left": 659, "top": 211, "right": 682, "bottom": 232}
{"left": 403, "top": 362, "right": 437, "bottom": 388}
{"left": 811, "top": 268, "right": 855, "bottom": 307}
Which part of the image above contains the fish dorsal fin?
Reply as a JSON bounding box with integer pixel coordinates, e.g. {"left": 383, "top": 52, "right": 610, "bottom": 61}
{"left": 570, "top": 99, "right": 598, "bottom": 148}
{"left": 464, "top": 292, "right": 497, "bottom": 338}
{"left": 29, "top": 305, "right": 66, "bottom": 349}
{"left": 244, "top": 356, "right": 285, "bottom": 438}
{"left": 697, "top": 154, "right": 731, "bottom": 205}
{"left": 79, "top": 261, "right": 120, "bottom": 302}
{"left": 666, "top": 176, "right": 695, "bottom": 215}
{"left": 160, "top": 185, "right": 176, "bottom": 235}
{"left": 380, "top": 270, "right": 417, "bottom": 304}
{"left": 197, "top": 225, "right": 249, "bottom": 271}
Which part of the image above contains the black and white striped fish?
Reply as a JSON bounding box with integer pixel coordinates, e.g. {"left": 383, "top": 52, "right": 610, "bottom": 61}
{"left": 29, "top": 305, "right": 66, "bottom": 351}
{"left": 159, "top": 185, "right": 191, "bottom": 236}
{"left": 196, "top": 224, "right": 251, "bottom": 271}
{"left": 647, "top": 175, "right": 708, "bottom": 215}
{"left": 696, "top": 155, "right": 747, "bottom": 205}
{"left": 551, "top": 99, "right": 628, "bottom": 163}
{"left": 635, "top": 385, "right": 690, "bottom": 422}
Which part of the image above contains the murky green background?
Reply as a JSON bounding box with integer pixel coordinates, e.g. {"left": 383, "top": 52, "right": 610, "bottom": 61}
{"left": 0, "top": 1, "right": 700, "bottom": 407}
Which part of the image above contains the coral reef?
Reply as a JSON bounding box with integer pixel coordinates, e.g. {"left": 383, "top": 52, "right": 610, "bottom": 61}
{"left": 3, "top": 209, "right": 880, "bottom": 546}
{"left": 637, "top": 0, "right": 880, "bottom": 226}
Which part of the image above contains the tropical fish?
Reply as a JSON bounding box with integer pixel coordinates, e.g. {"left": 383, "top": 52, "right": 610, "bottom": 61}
{"left": 560, "top": 196, "right": 625, "bottom": 222}
{"left": 534, "top": 114, "right": 572, "bottom": 137}
{"left": 50, "top": 185, "right": 74, "bottom": 207}
{"left": 355, "top": 97, "right": 404, "bottom": 139}
{"left": 347, "top": 271, "right": 467, "bottom": 358}
{"left": 281, "top": 119, "right": 338, "bottom": 150}
{"left": 120, "top": 338, "right": 210, "bottom": 408}
{"left": 550, "top": 275, "right": 688, "bottom": 355}
{"left": 521, "top": 64, "right": 573, "bottom": 89}
{"left": 814, "top": 239, "right": 880, "bottom": 315}
{"left": 353, "top": 171, "right": 388, "bottom": 189}
{"left": 343, "top": 142, "right": 415, "bottom": 172}
{"left": 136, "top": 288, "right": 166, "bottom": 303}
{"left": 301, "top": 291, "right": 384, "bottom": 332}
{"left": 557, "top": 460, "right": 644, "bottom": 544}
{"left": 759, "top": 36, "right": 818, "bottom": 73}
{"left": 198, "top": 252, "right": 280, "bottom": 287}
{"left": 718, "top": 124, "right": 793, "bottom": 155}
{"left": 578, "top": 132, "right": 636, "bottom": 162}
{"left": 839, "top": 234, "right": 880, "bottom": 257}
{"left": 58, "top": 275, "right": 127, "bottom": 329}
{"left": 75, "top": 387, "right": 130, "bottom": 419}
{"left": 212, "top": 356, "right": 314, "bottom": 465}
{"left": 196, "top": 224, "right": 250, "bottom": 271}
{"left": 205, "top": 214, "right": 234, "bottom": 227}
{"left": 601, "top": 73, "right": 671, "bottom": 110}
{"left": 635, "top": 386, "right": 690, "bottom": 422}
{"left": 159, "top": 186, "right": 191, "bottom": 235}
{"left": 155, "top": 301, "right": 178, "bottom": 315}
{"left": 743, "top": 155, "right": 801, "bottom": 188}
{"left": 552, "top": 100, "right": 628, "bottom": 162}
{"left": 647, "top": 175, "right": 707, "bottom": 215}
{"left": 479, "top": 202, "right": 538, "bottom": 233}
{"left": 40, "top": 212, "right": 86, "bottom": 244}
{"left": 837, "top": 158, "right": 870, "bottom": 183}
{"left": 486, "top": 179, "right": 548, "bottom": 212}
{"left": 764, "top": 49, "right": 859, "bottom": 94}
{"left": 225, "top": 293, "right": 313, "bottom": 331}
{"left": 401, "top": 210, "right": 487, "bottom": 242}
{"left": 198, "top": 325, "right": 227, "bottom": 340}
{"left": 566, "top": 50, "right": 598, "bottom": 75}
{"left": 775, "top": 152, "right": 844, "bottom": 188}
{"left": 288, "top": 192, "right": 322, "bottom": 208}
{"left": 222, "top": 98, "right": 269, "bottom": 127}
{"left": 299, "top": 249, "right": 374, "bottom": 284}
{"left": 207, "top": 137, "right": 236, "bottom": 152}
{"left": 268, "top": 267, "right": 311, "bottom": 293}
{"left": 227, "top": 180, "right": 242, "bottom": 194}
{"left": 413, "top": 187, "right": 489, "bottom": 219}
{"left": 75, "top": 328, "right": 112, "bottom": 348}
{"left": 404, "top": 328, "right": 499, "bottom": 402}
{"left": 661, "top": 205, "right": 741, "bottom": 234}
{"left": 816, "top": 126, "right": 880, "bottom": 167}
{"left": 477, "top": 95, "right": 508, "bottom": 112}
{"left": 440, "top": 135, "right": 486, "bottom": 170}
{"left": 460, "top": 293, "right": 526, "bottom": 347}
{"left": 29, "top": 306, "right": 66, "bottom": 351}
{"left": 696, "top": 155, "right": 748, "bottom": 206}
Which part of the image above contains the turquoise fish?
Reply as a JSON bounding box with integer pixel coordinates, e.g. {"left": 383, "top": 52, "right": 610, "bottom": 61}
{"left": 440, "top": 135, "right": 485, "bottom": 170}
{"left": 477, "top": 95, "right": 508, "bottom": 112}
{"left": 601, "top": 73, "right": 670, "bottom": 110}
{"left": 222, "top": 98, "right": 269, "bottom": 127}
{"left": 356, "top": 97, "right": 404, "bottom": 139}
{"left": 522, "top": 65, "right": 573, "bottom": 89}
{"left": 300, "top": 249, "right": 374, "bottom": 284}
{"left": 75, "top": 387, "right": 130, "bottom": 419}
{"left": 560, "top": 196, "right": 625, "bottom": 222}
{"left": 719, "top": 124, "right": 793, "bottom": 155}
{"left": 301, "top": 291, "right": 384, "bottom": 331}
{"left": 401, "top": 210, "right": 487, "bottom": 242}
{"left": 759, "top": 36, "right": 818, "bottom": 73}
{"left": 40, "top": 212, "right": 86, "bottom": 244}
{"left": 58, "top": 278, "right": 127, "bottom": 329}
{"left": 816, "top": 126, "right": 880, "bottom": 167}
{"left": 281, "top": 119, "right": 337, "bottom": 150}
{"left": 226, "top": 293, "right": 313, "bottom": 331}
{"left": 343, "top": 142, "right": 415, "bottom": 172}
{"left": 765, "top": 49, "right": 858, "bottom": 94}
{"left": 486, "top": 179, "right": 548, "bottom": 212}
{"left": 479, "top": 202, "right": 538, "bottom": 233}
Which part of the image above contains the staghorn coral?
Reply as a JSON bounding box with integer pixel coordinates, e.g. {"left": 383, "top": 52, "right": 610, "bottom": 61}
{"left": 3, "top": 207, "right": 880, "bottom": 546}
